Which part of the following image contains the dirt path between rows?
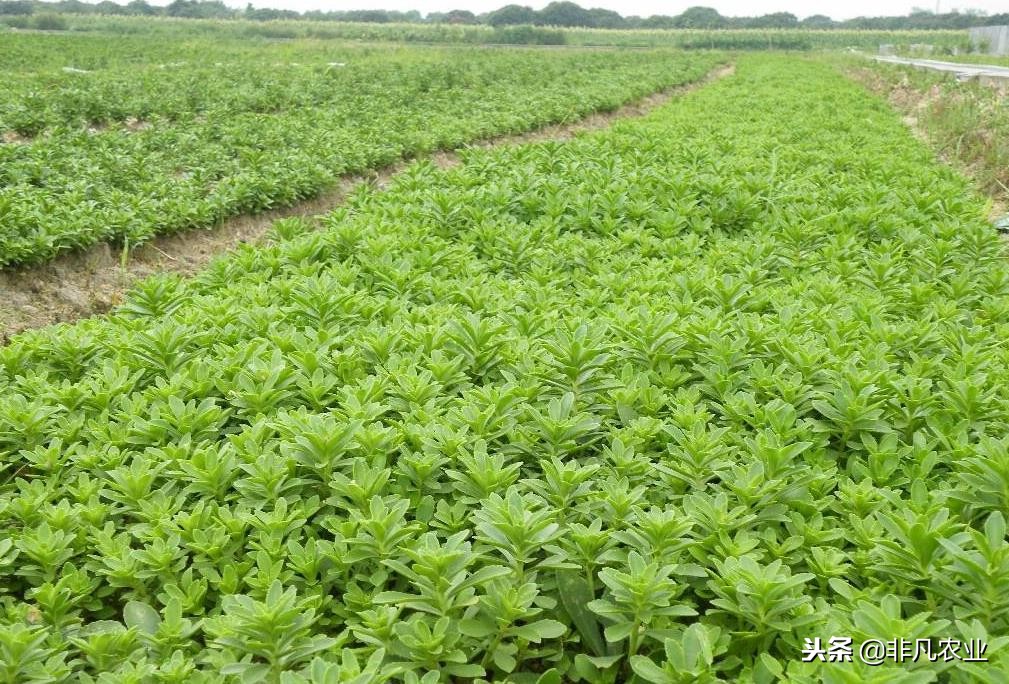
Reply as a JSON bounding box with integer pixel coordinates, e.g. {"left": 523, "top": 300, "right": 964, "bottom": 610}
{"left": 0, "top": 63, "right": 734, "bottom": 343}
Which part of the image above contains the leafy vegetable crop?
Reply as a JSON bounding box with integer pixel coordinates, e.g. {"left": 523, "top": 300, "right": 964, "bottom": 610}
{"left": 2, "top": 54, "right": 1009, "bottom": 682}
{"left": 0, "top": 38, "right": 718, "bottom": 267}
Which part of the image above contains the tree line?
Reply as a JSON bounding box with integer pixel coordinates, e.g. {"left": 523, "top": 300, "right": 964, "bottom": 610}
{"left": 2, "top": 0, "right": 1007, "bottom": 30}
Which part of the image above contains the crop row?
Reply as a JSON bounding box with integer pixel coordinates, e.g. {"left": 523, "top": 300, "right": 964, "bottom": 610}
{"left": 2, "top": 54, "right": 1009, "bottom": 682}
{"left": 0, "top": 44, "right": 719, "bottom": 267}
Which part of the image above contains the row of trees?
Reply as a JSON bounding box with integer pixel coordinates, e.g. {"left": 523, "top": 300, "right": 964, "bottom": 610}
{"left": 2, "top": 0, "right": 1008, "bottom": 30}
{"left": 485, "top": 4, "right": 1008, "bottom": 30}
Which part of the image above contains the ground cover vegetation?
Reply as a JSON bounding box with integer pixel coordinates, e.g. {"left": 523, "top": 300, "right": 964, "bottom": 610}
{"left": 1, "top": 54, "right": 1008, "bottom": 682}
{"left": 857, "top": 60, "right": 1009, "bottom": 202}
{"left": 0, "top": 40, "right": 719, "bottom": 267}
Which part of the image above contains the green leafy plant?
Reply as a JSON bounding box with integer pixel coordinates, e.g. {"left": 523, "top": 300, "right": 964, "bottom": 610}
{"left": 206, "top": 581, "right": 336, "bottom": 683}
{"left": 0, "top": 52, "right": 1007, "bottom": 682}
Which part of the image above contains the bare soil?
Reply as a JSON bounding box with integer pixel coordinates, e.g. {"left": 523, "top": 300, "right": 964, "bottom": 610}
{"left": 0, "top": 63, "right": 734, "bottom": 342}
{"left": 1, "top": 131, "right": 27, "bottom": 145}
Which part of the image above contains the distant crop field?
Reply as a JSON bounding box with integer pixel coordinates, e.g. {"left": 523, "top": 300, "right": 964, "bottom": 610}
{"left": 0, "top": 35, "right": 719, "bottom": 267}
{"left": 0, "top": 13, "right": 971, "bottom": 51}
{"left": 3, "top": 51, "right": 1009, "bottom": 682}
{"left": 563, "top": 26, "right": 968, "bottom": 51}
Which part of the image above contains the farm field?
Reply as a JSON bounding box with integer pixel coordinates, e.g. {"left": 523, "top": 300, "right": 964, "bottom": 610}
{"left": 0, "top": 14, "right": 972, "bottom": 52}
{"left": 0, "top": 36, "right": 719, "bottom": 267}
{"left": 2, "top": 52, "right": 1009, "bottom": 682}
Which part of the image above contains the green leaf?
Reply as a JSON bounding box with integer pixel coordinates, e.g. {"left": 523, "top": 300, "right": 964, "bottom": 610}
{"left": 535, "top": 669, "right": 562, "bottom": 684}
{"left": 221, "top": 663, "right": 269, "bottom": 683}
{"left": 629, "top": 655, "right": 671, "bottom": 684}
{"left": 458, "top": 618, "right": 496, "bottom": 638}
{"left": 124, "top": 601, "right": 161, "bottom": 635}
{"left": 604, "top": 621, "right": 634, "bottom": 643}
{"left": 493, "top": 642, "right": 518, "bottom": 673}
{"left": 511, "top": 619, "right": 566, "bottom": 642}
{"left": 445, "top": 663, "right": 486, "bottom": 677}
{"left": 556, "top": 569, "right": 607, "bottom": 656}
{"left": 572, "top": 653, "right": 624, "bottom": 681}
{"left": 581, "top": 654, "right": 623, "bottom": 668}
{"left": 755, "top": 653, "right": 783, "bottom": 683}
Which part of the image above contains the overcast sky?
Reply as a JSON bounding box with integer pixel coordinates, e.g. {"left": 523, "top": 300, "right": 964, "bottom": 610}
{"left": 217, "top": 1, "right": 1005, "bottom": 20}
